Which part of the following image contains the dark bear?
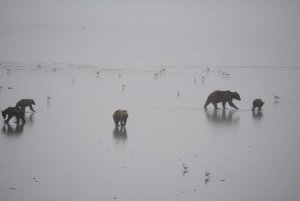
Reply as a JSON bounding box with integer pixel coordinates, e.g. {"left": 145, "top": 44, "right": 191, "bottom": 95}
{"left": 113, "top": 109, "right": 128, "bottom": 126}
{"left": 252, "top": 99, "right": 264, "bottom": 110}
{"left": 204, "top": 90, "right": 241, "bottom": 109}
{"left": 16, "top": 99, "right": 35, "bottom": 112}
{"left": 1, "top": 107, "right": 25, "bottom": 123}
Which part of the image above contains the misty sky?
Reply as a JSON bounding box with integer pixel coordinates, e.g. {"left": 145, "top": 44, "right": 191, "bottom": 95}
{"left": 0, "top": 0, "right": 300, "bottom": 66}
{"left": 1, "top": 0, "right": 299, "bottom": 36}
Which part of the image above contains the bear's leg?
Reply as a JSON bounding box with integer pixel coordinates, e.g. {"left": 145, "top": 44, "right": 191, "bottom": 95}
{"left": 228, "top": 101, "right": 238, "bottom": 109}
{"left": 21, "top": 114, "right": 26, "bottom": 123}
{"left": 29, "top": 105, "right": 35, "bottom": 112}
{"left": 15, "top": 116, "right": 20, "bottom": 124}
{"left": 222, "top": 101, "right": 227, "bottom": 109}
{"left": 20, "top": 107, "right": 25, "bottom": 113}
{"left": 213, "top": 102, "right": 219, "bottom": 109}
{"left": 6, "top": 114, "right": 13, "bottom": 123}
{"left": 204, "top": 100, "right": 210, "bottom": 109}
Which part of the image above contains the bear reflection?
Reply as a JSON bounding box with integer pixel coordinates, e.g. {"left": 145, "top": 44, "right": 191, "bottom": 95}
{"left": 113, "top": 126, "right": 127, "bottom": 142}
{"left": 252, "top": 110, "right": 263, "bottom": 120}
{"left": 2, "top": 122, "right": 24, "bottom": 136}
{"left": 205, "top": 109, "right": 240, "bottom": 125}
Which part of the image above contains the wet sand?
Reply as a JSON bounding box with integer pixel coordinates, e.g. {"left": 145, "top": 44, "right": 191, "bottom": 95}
{"left": 1, "top": 64, "right": 300, "bottom": 201}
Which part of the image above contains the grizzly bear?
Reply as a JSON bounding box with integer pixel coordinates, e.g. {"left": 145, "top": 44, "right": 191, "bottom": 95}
{"left": 113, "top": 109, "right": 128, "bottom": 126}
{"left": 204, "top": 90, "right": 241, "bottom": 109}
{"left": 1, "top": 106, "right": 25, "bottom": 123}
{"left": 16, "top": 99, "right": 35, "bottom": 112}
{"left": 252, "top": 99, "right": 264, "bottom": 110}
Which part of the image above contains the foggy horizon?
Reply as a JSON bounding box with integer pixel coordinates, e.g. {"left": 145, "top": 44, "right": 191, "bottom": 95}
{"left": 1, "top": 0, "right": 300, "bottom": 67}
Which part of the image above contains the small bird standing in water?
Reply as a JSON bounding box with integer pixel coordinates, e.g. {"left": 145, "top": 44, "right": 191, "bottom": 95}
{"left": 122, "top": 84, "right": 126, "bottom": 92}
{"left": 182, "top": 164, "right": 189, "bottom": 175}
{"left": 182, "top": 164, "right": 189, "bottom": 171}
{"left": 273, "top": 94, "right": 280, "bottom": 103}
{"left": 47, "top": 94, "right": 51, "bottom": 103}
{"left": 205, "top": 170, "right": 210, "bottom": 178}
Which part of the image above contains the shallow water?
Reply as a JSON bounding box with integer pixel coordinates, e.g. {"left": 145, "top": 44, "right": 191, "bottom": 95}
{"left": 1, "top": 64, "right": 300, "bottom": 201}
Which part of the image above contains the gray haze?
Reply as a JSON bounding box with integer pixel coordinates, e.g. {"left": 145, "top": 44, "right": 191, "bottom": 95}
{"left": 1, "top": 1, "right": 300, "bottom": 201}
{"left": 1, "top": 0, "right": 300, "bottom": 66}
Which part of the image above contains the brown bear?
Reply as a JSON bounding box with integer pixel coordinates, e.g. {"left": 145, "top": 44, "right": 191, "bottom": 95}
{"left": 204, "top": 90, "right": 241, "bottom": 109}
{"left": 16, "top": 99, "right": 35, "bottom": 112}
{"left": 252, "top": 99, "right": 264, "bottom": 110}
{"left": 113, "top": 109, "right": 128, "bottom": 126}
{"left": 1, "top": 106, "right": 25, "bottom": 123}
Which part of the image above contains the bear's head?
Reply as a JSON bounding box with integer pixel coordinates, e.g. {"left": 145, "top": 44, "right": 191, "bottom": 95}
{"left": 1, "top": 110, "right": 6, "bottom": 119}
{"left": 233, "top": 92, "right": 241, "bottom": 101}
{"left": 122, "top": 110, "right": 128, "bottom": 120}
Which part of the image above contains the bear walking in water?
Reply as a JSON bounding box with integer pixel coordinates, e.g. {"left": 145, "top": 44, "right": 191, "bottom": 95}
{"left": 16, "top": 99, "right": 35, "bottom": 112}
{"left": 1, "top": 106, "right": 25, "bottom": 124}
{"left": 204, "top": 90, "right": 241, "bottom": 109}
{"left": 252, "top": 99, "right": 264, "bottom": 110}
{"left": 113, "top": 110, "right": 128, "bottom": 126}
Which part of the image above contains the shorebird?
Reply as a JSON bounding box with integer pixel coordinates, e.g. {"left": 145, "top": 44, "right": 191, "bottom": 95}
{"left": 205, "top": 170, "right": 210, "bottom": 178}
{"left": 273, "top": 94, "right": 280, "bottom": 103}
{"left": 182, "top": 164, "right": 189, "bottom": 171}
{"left": 273, "top": 94, "right": 280, "bottom": 100}
{"left": 160, "top": 68, "right": 166, "bottom": 73}
{"left": 182, "top": 164, "right": 189, "bottom": 175}
{"left": 47, "top": 94, "right": 51, "bottom": 103}
{"left": 122, "top": 84, "right": 126, "bottom": 92}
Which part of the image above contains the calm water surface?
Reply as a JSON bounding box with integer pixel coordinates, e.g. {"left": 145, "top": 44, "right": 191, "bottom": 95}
{"left": 0, "top": 64, "right": 300, "bottom": 201}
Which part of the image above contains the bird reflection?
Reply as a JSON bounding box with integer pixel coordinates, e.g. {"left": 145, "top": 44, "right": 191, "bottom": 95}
{"left": 252, "top": 110, "right": 263, "bottom": 120}
{"left": 204, "top": 109, "right": 240, "bottom": 125}
{"left": 1, "top": 122, "right": 24, "bottom": 136}
{"left": 113, "top": 126, "right": 127, "bottom": 142}
{"left": 205, "top": 177, "right": 210, "bottom": 185}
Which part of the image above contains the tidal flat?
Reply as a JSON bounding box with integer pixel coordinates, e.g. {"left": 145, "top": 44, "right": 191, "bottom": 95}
{"left": 1, "top": 63, "right": 300, "bottom": 201}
